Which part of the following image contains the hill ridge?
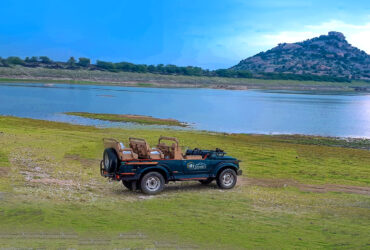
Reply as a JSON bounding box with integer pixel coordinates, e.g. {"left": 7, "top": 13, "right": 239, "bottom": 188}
{"left": 232, "top": 31, "right": 370, "bottom": 80}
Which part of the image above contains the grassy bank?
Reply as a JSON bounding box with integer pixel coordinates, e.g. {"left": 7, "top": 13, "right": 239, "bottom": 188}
{"left": 1, "top": 66, "right": 370, "bottom": 91}
{"left": 0, "top": 116, "right": 369, "bottom": 248}
{"left": 65, "top": 112, "right": 187, "bottom": 127}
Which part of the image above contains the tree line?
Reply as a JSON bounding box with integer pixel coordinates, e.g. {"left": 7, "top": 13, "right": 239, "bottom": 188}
{"left": 0, "top": 55, "right": 350, "bottom": 82}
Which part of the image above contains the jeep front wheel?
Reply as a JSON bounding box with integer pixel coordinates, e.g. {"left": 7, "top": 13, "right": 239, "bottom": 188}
{"left": 217, "top": 169, "right": 237, "bottom": 189}
{"left": 140, "top": 172, "right": 165, "bottom": 195}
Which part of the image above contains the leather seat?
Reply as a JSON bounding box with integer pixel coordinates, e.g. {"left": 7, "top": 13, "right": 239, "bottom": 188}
{"left": 129, "top": 137, "right": 164, "bottom": 159}
{"left": 103, "top": 138, "right": 138, "bottom": 160}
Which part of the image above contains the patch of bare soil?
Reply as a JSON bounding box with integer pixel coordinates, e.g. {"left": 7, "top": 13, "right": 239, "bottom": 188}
{"left": 10, "top": 150, "right": 77, "bottom": 188}
{"left": 239, "top": 177, "right": 370, "bottom": 195}
{"left": 30, "top": 178, "right": 75, "bottom": 186}
{"left": 64, "top": 154, "right": 99, "bottom": 167}
{"left": 0, "top": 167, "right": 9, "bottom": 177}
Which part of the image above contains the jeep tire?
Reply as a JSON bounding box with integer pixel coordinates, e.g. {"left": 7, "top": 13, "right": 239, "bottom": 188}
{"left": 103, "top": 148, "right": 118, "bottom": 173}
{"left": 140, "top": 172, "right": 165, "bottom": 195}
{"left": 217, "top": 168, "right": 237, "bottom": 189}
{"left": 122, "top": 180, "right": 140, "bottom": 191}
{"left": 122, "top": 180, "right": 133, "bottom": 190}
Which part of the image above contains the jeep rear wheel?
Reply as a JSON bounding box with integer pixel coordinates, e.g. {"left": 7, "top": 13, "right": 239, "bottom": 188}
{"left": 103, "top": 148, "right": 118, "bottom": 173}
{"left": 140, "top": 172, "right": 165, "bottom": 195}
{"left": 122, "top": 180, "right": 133, "bottom": 190}
{"left": 217, "top": 169, "right": 237, "bottom": 189}
{"left": 122, "top": 180, "right": 140, "bottom": 191}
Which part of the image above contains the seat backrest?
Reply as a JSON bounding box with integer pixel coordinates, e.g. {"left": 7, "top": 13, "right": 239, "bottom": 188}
{"left": 129, "top": 137, "right": 151, "bottom": 159}
{"left": 103, "top": 138, "right": 138, "bottom": 160}
{"left": 171, "top": 143, "right": 183, "bottom": 160}
{"left": 157, "top": 143, "right": 172, "bottom": 159}
{"left": 156, "top": 137, "right": 183, "bottom": 160}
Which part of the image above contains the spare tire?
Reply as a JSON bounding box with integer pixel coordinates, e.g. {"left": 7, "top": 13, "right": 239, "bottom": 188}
{"left": 103, "top": 148, "right": 118, "bottom": 173}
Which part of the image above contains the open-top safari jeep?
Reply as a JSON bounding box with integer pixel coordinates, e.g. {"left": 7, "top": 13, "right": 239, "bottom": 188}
{"left": 101, "top": 136, "right": 242, "bottom": 195}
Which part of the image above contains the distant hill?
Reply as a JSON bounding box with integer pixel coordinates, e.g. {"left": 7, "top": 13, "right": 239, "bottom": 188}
{"left": 1, "top": 31, "right": 369, "bottom": 83}
{"left": 232, "top": 31, "right": 370, "bottom": 80}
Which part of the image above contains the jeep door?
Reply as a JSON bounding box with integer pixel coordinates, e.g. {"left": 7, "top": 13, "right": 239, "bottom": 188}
{"left": 182, "top": 159, "right": 213, "bottom": 175}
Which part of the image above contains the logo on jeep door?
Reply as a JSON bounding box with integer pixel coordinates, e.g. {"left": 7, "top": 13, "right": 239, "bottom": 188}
{"left": 187, "top": 162, "right": 207, "bottom": 170}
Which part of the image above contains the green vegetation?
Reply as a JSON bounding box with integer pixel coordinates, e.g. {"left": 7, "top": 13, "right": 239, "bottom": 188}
{"left": 0, "top": 116, "right": 369, "bottom": 248}
{"left": 39, "top": 56, "right": 52, "bottom": 64}
{"left": 0, "top": 55, "right": 354, "bottom": 82}
{"left": 1, "top": 66, "right": 370, "bottom": 91}
{"left": 65, "top": 112, "right": 187, "bottom": 127}
{"left": 257, "top": 72, "right": 349, "bottom": 82}
{"left": 77, "top": 57, "right": 90, "bottom": 67}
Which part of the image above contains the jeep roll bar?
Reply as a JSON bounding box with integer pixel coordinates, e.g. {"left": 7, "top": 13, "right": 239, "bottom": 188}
{"left": 158, "top": 136, "right": 179, "bottom": 147}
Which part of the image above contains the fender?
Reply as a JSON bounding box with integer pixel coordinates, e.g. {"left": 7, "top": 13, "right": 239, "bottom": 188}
{"left": 213, "top": 162, "right": 239, "bottom": 177}
{"left": 137, "top": 165, "right": 171, "bottom": 181}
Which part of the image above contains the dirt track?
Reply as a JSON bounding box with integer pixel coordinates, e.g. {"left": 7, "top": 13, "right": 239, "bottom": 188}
{"left": 239, "top": 177, "right": 370, "bottom": 195}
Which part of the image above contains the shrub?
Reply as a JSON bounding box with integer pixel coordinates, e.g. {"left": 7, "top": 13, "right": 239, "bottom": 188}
{"left": 77, "top": 57, "right": 90, "bottom": 67}
{"left": 39, "top": 56, "right": 52, "bottom": 64}
{"left": 6, "top": 56, "right": 24, "bottom": 65}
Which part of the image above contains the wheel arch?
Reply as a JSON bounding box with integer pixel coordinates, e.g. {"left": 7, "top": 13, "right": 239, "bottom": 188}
{"left": 138, "top": 166, "right": 170, "bottom": 183}
{"left": 214, "top": 163, "right": 238, "bottom": 178}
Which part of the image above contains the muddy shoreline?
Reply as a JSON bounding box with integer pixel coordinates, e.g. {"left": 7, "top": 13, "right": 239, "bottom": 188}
{"left": 1, "top": 66, "right": 369, "bottom": 92}
{"left": 1, "top": 76, "right": 367, "bottom": 91}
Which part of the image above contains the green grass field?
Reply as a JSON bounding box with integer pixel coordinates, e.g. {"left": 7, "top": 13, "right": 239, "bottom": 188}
{"left": 1, "top": 65, "right": 370, "bottom": 91}
{"left": 0, "top": 116, "right": 369, "bottom": 249}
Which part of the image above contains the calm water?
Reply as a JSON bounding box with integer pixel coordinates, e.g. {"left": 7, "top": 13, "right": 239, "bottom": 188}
{"left": 0, "top": 82, "right": 370, "bottom": 138}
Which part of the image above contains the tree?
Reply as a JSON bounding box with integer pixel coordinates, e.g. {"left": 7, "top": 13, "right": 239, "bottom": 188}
{"left": 67, "top": 57, "right": 76, "bottom": 66}
{"left": 134, "top": 64, "right": 148, "bottom": 73}
{"left": 156, "top": 64, "right": 165, "bottom": 73}
{"left": 96, "top": 60, "right": 115, "bottom": 71}
{"left": 2, "top": 58, "right": 9, "bottom": 67}
{"left": 115, "top": 62, "right": 134, "bottom": 71}
{"left": 29, "top": 56, "right": 38, "bottom": 63}
{"left": 236, "top": 70, "right": 252, "bottom": 78}
{"left": 147, "top": 65, "right": 156, "bottom": 72}
{"left": 77, "top": 57, "right": 90, "bottom": 67}
{"left": 215, "top": 69, "right": 234, "bottom": 77}
{"left": 6, "top": 56, "right": 24, "bottom": 65}
{"left": 39, "top": 56, "right": 52, "bottom": 64}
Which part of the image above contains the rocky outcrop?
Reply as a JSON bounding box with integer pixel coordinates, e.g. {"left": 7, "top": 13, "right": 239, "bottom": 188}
{"left": 232, "top": 31, "right": 370, "bottom": 80}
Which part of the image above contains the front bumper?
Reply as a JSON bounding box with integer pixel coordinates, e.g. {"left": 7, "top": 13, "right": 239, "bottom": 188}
{"left": 237, "top": 169, "right": 243, "bottom": 176}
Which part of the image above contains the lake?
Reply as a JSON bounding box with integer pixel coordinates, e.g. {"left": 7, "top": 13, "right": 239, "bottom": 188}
{"left": 0, "top": 82, "right": 369, "bottom": 138}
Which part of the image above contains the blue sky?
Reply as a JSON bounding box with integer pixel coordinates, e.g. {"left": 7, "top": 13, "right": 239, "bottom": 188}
{"left": 1, "top": 0, "right": 369, "bottom": 69}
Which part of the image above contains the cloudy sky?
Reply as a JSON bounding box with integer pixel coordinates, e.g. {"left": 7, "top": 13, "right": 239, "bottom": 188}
{"left": 1, "top": 0, "right": 369, "bottom": 69}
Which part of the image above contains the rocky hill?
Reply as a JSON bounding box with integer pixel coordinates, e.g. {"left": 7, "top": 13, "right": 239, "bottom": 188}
{"left": 232, "top": 31, "right": 370, "bottom": 80}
